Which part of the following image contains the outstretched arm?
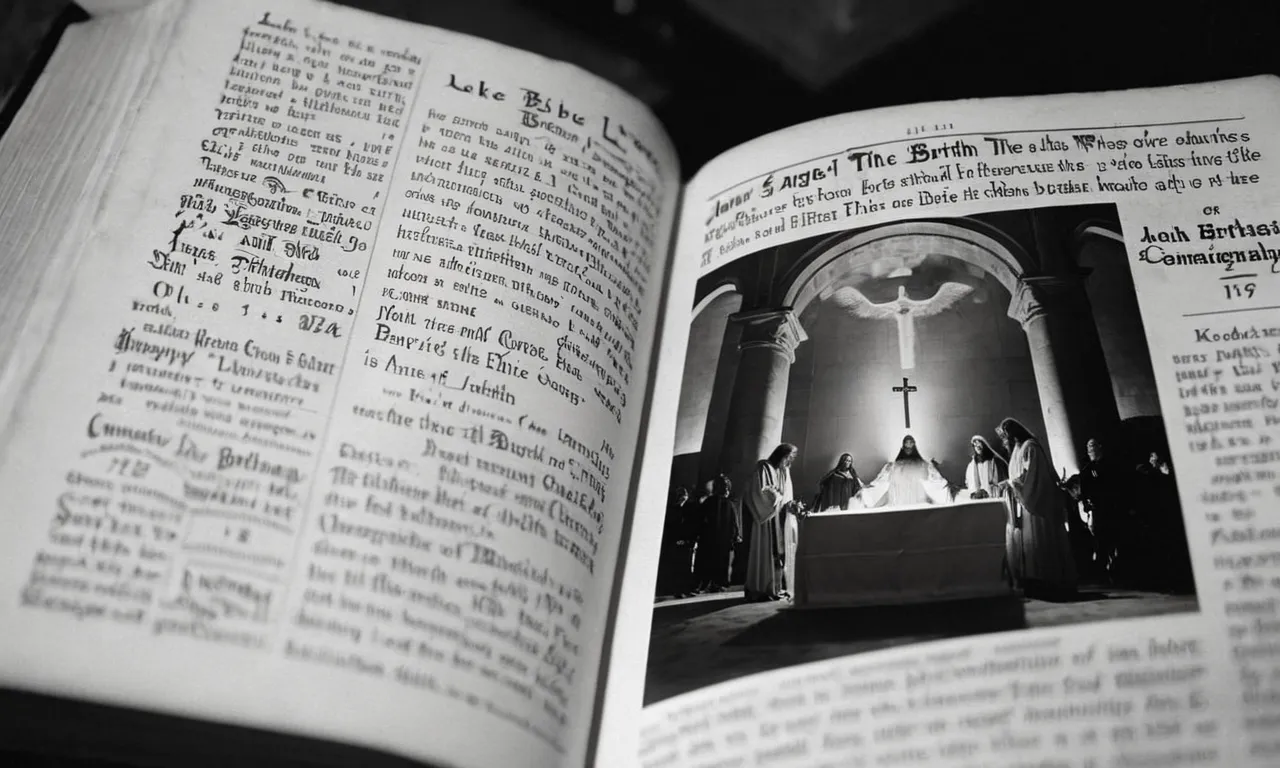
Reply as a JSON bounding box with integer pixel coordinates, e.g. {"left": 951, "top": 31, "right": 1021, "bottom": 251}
{"left": 871, "top": 463, "right": 893, "bottom": 486}
{"left": 926, "top": 458, "right": 947, "bottom": 484}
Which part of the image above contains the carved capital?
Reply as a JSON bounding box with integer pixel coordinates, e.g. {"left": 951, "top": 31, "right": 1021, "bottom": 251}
{"left": 732, "top": 308, "right": 808, "bottom": 363}
{"left": 1006, "top": 274, "right": 1089, "bottom": 328}
{"left": 1007, "top": 282, "right": 1047, "bottom": 327}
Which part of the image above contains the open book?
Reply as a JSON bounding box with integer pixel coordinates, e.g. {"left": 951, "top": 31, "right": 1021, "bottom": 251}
{"left": 2, "top": 1, "right": 1279, "bottom": 766}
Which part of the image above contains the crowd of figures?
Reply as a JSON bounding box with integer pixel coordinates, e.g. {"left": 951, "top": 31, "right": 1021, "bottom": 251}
{"left": 1063, "top": 437, "right": 1191, "bottom": 593}
{"left": 657, "top": 418, "right": 1193, "bottom": 604}
{"left": 657, "top": 476, "right": 743, "bottom": 598}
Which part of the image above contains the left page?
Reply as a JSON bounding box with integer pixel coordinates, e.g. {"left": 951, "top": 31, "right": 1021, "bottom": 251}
{"left": 0, "top": 2, "right": 679, "bottom": 767}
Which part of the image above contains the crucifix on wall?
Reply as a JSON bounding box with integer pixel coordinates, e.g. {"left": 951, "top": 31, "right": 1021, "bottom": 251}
{"left": 892, "top": 376, "right": 918, "bottom": 429}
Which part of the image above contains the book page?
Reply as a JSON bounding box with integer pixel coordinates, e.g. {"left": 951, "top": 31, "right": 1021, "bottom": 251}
{"left": 0, "top": 2, "right": 678, "bottom": 767}
{"left": 599, "top": 76, "right": 1280, "bottom": 767}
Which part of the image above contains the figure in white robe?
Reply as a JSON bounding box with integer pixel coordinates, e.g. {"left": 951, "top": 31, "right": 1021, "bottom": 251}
{"left": 862, "top": 435, "right": 951, "bottom": 508}
{"left": 965, "top": 435, "right": 1018, "bottom": 586}
{"left": 783, "top": 511, "right": 798, "bottom": 602}
{"left": 745, "top": 444, "right": 798, "bottom": 602}
{"left": 964, "top": 435, "right": 1007, "bottom": 499}
{"left": 996, "top": 418, "right": 1076, "bottom": 596}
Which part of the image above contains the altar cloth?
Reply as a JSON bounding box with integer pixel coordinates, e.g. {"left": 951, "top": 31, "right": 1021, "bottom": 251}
{"left": 793, "top": 498, "right": 1013, "bottom": 608}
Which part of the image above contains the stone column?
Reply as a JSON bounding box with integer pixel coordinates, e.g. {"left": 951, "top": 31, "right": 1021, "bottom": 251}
{"left": 697, "top": 320, "right": 743, "bottom": 485}
{"left": 1008, "top": 276, "right": 1120, "bottom": 477}
{"left": 1075, "top": 232, "right": 1161, "bottom": 420}
{"left": 717, "top": 308, "right": 807, "bottom": 491}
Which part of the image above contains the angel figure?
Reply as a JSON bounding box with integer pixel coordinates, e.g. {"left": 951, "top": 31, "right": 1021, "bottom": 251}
{"left": 830, "top": 283, "right": 973, "bottom": 369}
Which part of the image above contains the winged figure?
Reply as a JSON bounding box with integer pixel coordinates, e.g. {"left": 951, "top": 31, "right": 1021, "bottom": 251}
{"left": 830, "top": 283, "right": 973, "bottom": 369}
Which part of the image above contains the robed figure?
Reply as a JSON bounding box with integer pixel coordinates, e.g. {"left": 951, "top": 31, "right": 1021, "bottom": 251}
{"left": 964, "top": 436, "right": 1006, "bottom": 499}
{"left": 813, "top": 453, "right": 863, "bottom": 511}
{"left": 745, "top": 444, "right": 799, "bottom": 602}
{"left": 1070, "top": 437, "right": 1127, "bottom": 581}
{"left": 863, "top": 435, "right": 950, "bottom": 508}
{"left": 996, "top": 418, "right": 1077, "bottom": 597}
{"left": 964, "top": 435, "right": 1018, "bottom": 586}
{"left": 1135, "top": 450, "right": 1191, "bottom": 592}
{"left": 693, "top": 474, "right": 742, "bottom": 592}
{"left": 656, "top": 487, "right": 695, "bottom": 596}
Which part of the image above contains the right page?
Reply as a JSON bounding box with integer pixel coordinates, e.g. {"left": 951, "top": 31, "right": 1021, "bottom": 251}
{"left": 602, "top": 75, "right": 1280, "bottom": 767}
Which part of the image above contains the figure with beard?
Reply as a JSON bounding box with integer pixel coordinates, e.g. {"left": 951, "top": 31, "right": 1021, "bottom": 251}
{"left": 657, "top": 486, "right": 695, "bottom": 597}
{"left": 964, "top": 436, "right": 1006, "bottom": 500}
{"left": 994, "top": 418, "right": 1077, "bottom": 598}
{"left": 813, "top": 453, "right": 864, "bottom": 511}
{"left": 962, "top": 434, "right": 1018, "bottom": 584}
{"left": 693, "top": 474, "right": 742, "bottom": 592}
{"left": 745, "top": 443, "right": 799, "bottom": 602}
{"left": 864, "top": 435, "right": 950, "bottom": 507}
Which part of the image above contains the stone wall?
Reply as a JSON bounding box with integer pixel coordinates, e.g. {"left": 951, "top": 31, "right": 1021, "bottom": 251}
{"left": 782, "top": 275, "right": 1047, "bottom": 496}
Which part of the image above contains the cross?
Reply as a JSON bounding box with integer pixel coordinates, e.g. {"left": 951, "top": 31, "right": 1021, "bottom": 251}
{"left": 892, "top": 376, "right": 918, "bottom": 429}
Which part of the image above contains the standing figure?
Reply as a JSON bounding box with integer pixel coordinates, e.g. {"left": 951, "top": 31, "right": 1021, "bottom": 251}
{"left": 1136, "top": 450, "right": 1189, "bottom": 591}
{"left": 693, "top": 474, "right": 742, "bottom": 592}
{"left": 965, "top": 435, "right": 1016, "bottom": 587}
{"left": 1077, "top": 437, "right": 1127, "bottom": 581}
{"left": 813, "top": 453, "right": 863, "bottom": 511}
{"left": 863, "top": 435, "right": 950, "bottom": 507}
{"left": 696, "top": 479, "right": 715, "bottom": 506}
{"left": 995, "top": 418, "right": 1077, "bottom": 598}
{"left": 964, "top": 436, "right": 1007, "bottom": 499}
{"left": 1136, "top": 450, "right": 1177, "bottom": 520}
{"left": 657, "top": 486, "right": 695, "bottom": 597}
{"left": 745, "top": 443, "right": 799, "bottom": 602}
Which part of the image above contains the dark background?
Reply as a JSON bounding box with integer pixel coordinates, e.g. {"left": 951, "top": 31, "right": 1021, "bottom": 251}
{"left": 0, "top": 0, "right": 1275, "bottom": 766}
{"left": 4, "top": 0, "right": 1280, "bottom": 180}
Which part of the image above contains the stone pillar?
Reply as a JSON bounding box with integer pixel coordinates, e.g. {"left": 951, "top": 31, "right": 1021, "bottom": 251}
{"left": 717, "top": 309, "right": 807, "bottom": 491}
{"left": 697, "top": 320, "right": 743, "bottom": 485}
{"left": 1075, "top": 233, "right": 1161, "bottom": 420}
{"left": 1008, "top": 276, "right": 1120, "bottom": 476}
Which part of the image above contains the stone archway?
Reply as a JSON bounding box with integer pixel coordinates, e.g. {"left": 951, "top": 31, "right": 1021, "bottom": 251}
{"left": 782, "top": 220, "right": 1029, "bottom": 315}
{"left": 765, "top": 218, "right": 1117, "bottom": 476}
{"left": 692, "top": 282, "right": 741, "bottom": 321}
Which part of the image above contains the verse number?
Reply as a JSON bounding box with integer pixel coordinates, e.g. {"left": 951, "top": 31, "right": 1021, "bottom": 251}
{"left": 223, "top": 526, "right": 251, "bottom": 544}
{"left": 105, "top": 457, "right": 150, "bottom": 479}
{"left": 1225, "top": 282, "right": 1256, "bottom": 300}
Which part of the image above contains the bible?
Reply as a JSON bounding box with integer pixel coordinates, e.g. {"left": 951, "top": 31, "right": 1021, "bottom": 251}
{"left": 2, "top": 1, "right": 1280, "bottom": 766}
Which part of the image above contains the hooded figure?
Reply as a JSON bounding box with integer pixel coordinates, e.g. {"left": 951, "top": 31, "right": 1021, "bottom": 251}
{"left": 996, "top": 418, "right": 1077, "bottom": 597}
{"left": 863, "top": 435, "right": 949, "bottom": 507}
{"left": 964, "top": 435, "right": 1007, "bottom": 500}
{"left": 813, "top": 453, "right": 863, "bottom": 512}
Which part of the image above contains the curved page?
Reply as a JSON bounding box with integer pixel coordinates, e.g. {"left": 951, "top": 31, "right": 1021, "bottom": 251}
{"left": 0, "top": 2, "right": 678, "bottom": 767}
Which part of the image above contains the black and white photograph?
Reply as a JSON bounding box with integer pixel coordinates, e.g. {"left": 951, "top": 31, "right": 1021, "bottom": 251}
{"left": 646, "top": 204, "right": 1198, "bottom": 704}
